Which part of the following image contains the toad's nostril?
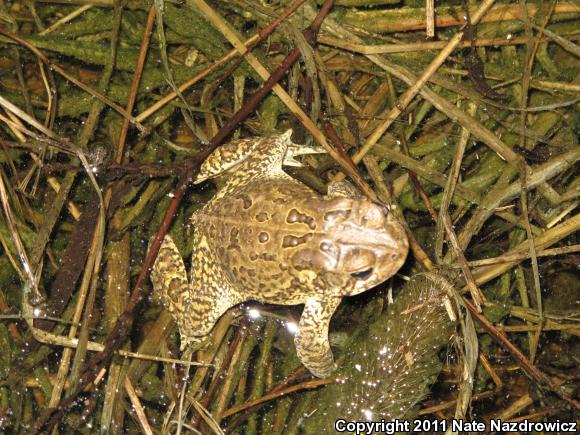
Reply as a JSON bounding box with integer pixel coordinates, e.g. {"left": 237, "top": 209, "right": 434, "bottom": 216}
{"left": 350, "top": 268, "right": 373, "bottom": 280}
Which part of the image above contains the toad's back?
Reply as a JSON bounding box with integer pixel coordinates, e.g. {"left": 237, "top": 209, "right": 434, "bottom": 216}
{"left": 194, "top": 177, "right": 336, "bottom": 304}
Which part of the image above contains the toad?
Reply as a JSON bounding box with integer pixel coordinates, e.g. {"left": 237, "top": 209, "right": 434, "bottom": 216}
{"left": 151, "top": 130, "right": 408, "bottom": 377}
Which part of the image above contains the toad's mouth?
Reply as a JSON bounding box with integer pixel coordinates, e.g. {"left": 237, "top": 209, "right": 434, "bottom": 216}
{"left": 350, "top": 268, "right": 373, "bottom": 280}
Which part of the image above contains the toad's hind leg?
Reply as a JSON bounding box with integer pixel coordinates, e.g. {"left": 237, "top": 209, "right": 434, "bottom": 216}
{"left": 151, "top": 235, "right": 241, "bottom": 350}
{"left": 295, "top": 297, "right": 341, "bottom": 378}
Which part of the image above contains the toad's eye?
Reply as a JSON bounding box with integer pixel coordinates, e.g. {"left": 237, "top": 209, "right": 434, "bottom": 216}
{"left": 350, "top": 268, "right": 373, "bottom": 280}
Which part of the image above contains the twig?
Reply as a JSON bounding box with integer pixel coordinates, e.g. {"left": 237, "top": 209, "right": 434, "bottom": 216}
{"left": 135, "top": 0, "right": 308, "bottom": 123}
{"left": 517, "top": 0, "right": 557, "bottom": 363}
{"left": 116, "top": 4, "right": 156, "bottom": 164}
{"left": 125, "top": 377, "right": 154, "bottom": 435}
{"left": 435, "top": 103, "right": 476, "bottom": 261}
{"left": 0, "top": 173, "right": 40, "bottom": 300}
{"left": 530, "top": 22, "right": 580, "bottom": 57}
{"left": 457, "top": 149, "right": 579, "bottom": 251}
{"left": 382, "top": 71, "right": 439, "bottom": 224}
{"left": 456, "top": 244, "right": 580, "bottom": 268}
{"left": 463, "top": 298, "right": 580, "bottom": 410}
{"left": 318, "top": 17, "right": 546, "bottom": 186}
{"left": 425, "top": 0, "right": 435, "bottom": 38}
{"left": 223, "top": 367, "right": 307, "bottom": 430}
{"left": 419, "top": 390, "right": 496, "bottom": 415}
{"left": 0, "top": 28, "right": 145, "bottom": 131}
{"left": 38, "top": 5, "right": 93, "bottom": 36}
{"left": 317, "top": 33, "right": 580, "bottom": 55}
{"left": 223, "top": 375, "right": 333, "bottom": 420}
{"left": 470, "top": 212, "right": 580, "bottom": 288}
{"left": 193, "top": 0, "right": 375, "bottom": 199}
{"left": 333, "top": 0, "right": 499, "bottom": 182}
{"left": 324, "top": 123, "right": 370, "bottom": 193}
{"left": 339, "top": 2, "right": 578, "bottom": 33}
{"left": 192, "top": 323, "right": 246, "bottom": 428}
{"left": 479, "top": 354, "right": 503, "bottom": 389}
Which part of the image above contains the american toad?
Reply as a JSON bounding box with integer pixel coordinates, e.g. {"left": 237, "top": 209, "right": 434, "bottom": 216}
{"left": 151, "top": 130, "right": 408, "bottom": 377}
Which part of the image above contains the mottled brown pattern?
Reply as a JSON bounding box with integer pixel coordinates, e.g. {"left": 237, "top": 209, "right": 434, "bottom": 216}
{"left": 282, "top": 233, "right": 313, "bottom": 248}
{"left": 151, "top": 130, "right": 409, "bottom": 377}
{"left": 286, "top": 208, "right": 317, "bottom": 230}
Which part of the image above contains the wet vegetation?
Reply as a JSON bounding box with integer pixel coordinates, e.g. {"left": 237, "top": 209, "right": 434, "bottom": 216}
{"left": 0, "top": 0, "right": 578, "bottom": 433}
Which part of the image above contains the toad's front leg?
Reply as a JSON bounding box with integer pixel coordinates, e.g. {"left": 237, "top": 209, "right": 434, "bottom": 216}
{"left": 294, "top": 296, "right": 341, "bottom": 378}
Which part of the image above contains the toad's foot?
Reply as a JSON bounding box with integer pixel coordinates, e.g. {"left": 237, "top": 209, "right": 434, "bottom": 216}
{"left": 284, "top": 144, "right": 326, "bottom": 167}
{"left": 294, "top": 296, "right": 341, "bottom": 378}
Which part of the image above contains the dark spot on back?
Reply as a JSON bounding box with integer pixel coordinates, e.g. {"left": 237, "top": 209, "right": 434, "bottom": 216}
{"left": 259, "top": 253, "right": 277, "bottom": 262}
{"left": 286, "top": 209, "right": 298, "bottom": 223}
{"left": 259, "top": 232, "right": 269, "bottom": 243}
{"left": 228, "top": 227, "right": 241, "bottom": 251}
{"left": 255, "top": 212, "right": 269, "bottom": 222}
{"left": 286, "top": 208, "right": 317, "bottom": 230}
{"left": 240, "top": 194, "right": 253, "bottom": 209}
{"left": 238, "top": 266, "right": 255, "bottom": 277}
{"left": 282, "top": 233, "right": 313, "bottom": 248}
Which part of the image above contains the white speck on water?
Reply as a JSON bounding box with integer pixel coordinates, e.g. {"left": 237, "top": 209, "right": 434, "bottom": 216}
{"left": 286, "top": 321, "right": 298, "bottom": 334}
{"left": 248, "top": 308, "right": 261, "bottom": 319}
